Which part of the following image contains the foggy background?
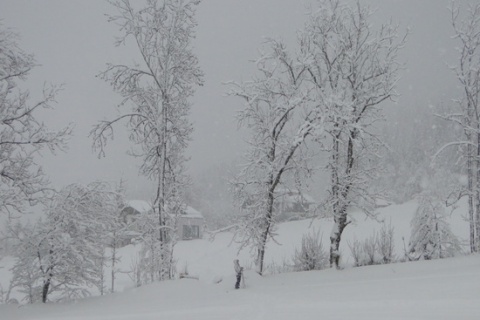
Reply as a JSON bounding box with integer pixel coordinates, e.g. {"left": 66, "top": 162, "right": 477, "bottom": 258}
{"left": 0, "top": 0, "right": 464, "bottom": 201}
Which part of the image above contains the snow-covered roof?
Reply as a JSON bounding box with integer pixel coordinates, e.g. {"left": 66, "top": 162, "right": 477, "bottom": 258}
{"left": 182, "top": 206, "right": 203, "bottom": 219}
{"left": 125, "top": 200, "right": 153, "bottom": 213}
{"left": 123, "top": 201, "right": 202, "bottom": 218}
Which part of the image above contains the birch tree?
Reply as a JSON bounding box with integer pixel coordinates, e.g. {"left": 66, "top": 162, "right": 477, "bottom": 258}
{"left": 0, "top": 24, "right": 71, "bottom": 217}
{"left": 91, "top": 0, "right": 203, "bottom": 281}
{"left": 301, "top": 0, "right": 406, "bottom": 268}
{"left": 229, "top": 39, "right": 318, "bottom": 275}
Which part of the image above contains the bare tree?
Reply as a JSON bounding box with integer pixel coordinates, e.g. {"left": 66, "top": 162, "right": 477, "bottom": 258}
{"left": 0, "top": 24, "right": 72, "bottom": 217}
{"left": 438, "top": 1, "right": 480, "bottom": 252}
{"left": 301, "top": 0, "right": 406, "bottom": 268}
{"left": 91, "top": 0, "right": 203, "bottom": 281}
{"left": 229, "top": 39, "right": 317, "bottom": 275}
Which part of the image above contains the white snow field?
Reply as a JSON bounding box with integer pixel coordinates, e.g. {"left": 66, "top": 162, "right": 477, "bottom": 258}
{"left": 1, "top": 199, "right": 480, "bottom": 319}
{"left": 2, "top": 255, "right": 479, "bottom": 320}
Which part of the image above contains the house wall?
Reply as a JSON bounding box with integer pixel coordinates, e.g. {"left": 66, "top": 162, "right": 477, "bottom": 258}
{"left": 176, "top": 216, "right": 204, "bottom": 240}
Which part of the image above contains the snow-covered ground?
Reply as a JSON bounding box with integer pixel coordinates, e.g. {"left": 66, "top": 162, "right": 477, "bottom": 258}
{"left": 1, "top": 199, "right": 479, "bottom": 319}
{"left": 2, "top": 255, "right": 479, "bottom": 320}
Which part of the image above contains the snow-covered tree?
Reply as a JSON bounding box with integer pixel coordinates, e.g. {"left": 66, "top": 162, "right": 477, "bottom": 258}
{"left": 7, "top": 222, "right": 42, "bottom": 303}
{"left": 408, "top": 193, "right": 461, "bottom": 260}
{"left": 103, "top": 181, "right": 127, "bottom": 294}
{"left": 9, "top": 182, "right": 122, "bottom": 303}
{"left": 301, "top": 0, "right": 406, "bottom": 268}
{"left": 0, "top": 24, "right": 72, "bottom": 217}
{"left": 91, "top": 0, "right": 203, "bottom": 281}
{"left": 129, "top": 203, "right": 176, "bottom": 284}
{"left": 229, "top": 39, "right": 317, "bottom": 275}
{"left": 436, "top": 1, "right": 480, "bottom": 252}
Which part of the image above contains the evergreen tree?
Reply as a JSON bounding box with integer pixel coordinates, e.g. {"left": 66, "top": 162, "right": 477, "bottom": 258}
{"left": 409, "top": 193, "right": 461, "bottom": 260}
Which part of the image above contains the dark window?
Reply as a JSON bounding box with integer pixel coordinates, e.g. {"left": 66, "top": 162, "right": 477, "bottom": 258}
{"left": 183, "top": 225, "right": 200, "bottom": 239}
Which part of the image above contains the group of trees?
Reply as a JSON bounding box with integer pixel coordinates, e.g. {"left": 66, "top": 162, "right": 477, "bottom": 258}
{"left": 7, "top": 182, "right": 124, "bottom": 303}
{"left": 1, "top": 0, "right": 479, "bottom": 303}
{"left": 231, "top": 0, "right": 480, "bottom": 273}
{"left": 1, "top": 0, "right": 202, "bottom": 303}
{"left": 231, "top": 0, "right": 405, "bottom": 273}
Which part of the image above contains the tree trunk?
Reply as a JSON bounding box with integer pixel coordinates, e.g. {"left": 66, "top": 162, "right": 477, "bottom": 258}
{"left": 111, "top": 236, "right": 116, "bottom": 293}
{"left": 328, "top": 132, "right": 355, "bottom": 268}
{"left": 42, "top": 277, "right": 50, "bottom": 303}
{"left": 476, "top": 130, "right": 480, "bottom": 252}
{"left": 467, "top": 140, "right": 476, "bottom": 253}
{"left": 329, "top": 208, "right": 348, "bottom": 268}
{"left": 155, "top": 128, "right": 169, "bottom": 281}
{"left": 256, "top": 188, "right": 275, "bottom": 276}
{"left": 159, "top": 100, "right": 170, "bottom": 281}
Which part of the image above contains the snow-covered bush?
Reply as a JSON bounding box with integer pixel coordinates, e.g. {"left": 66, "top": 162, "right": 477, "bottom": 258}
{"left": 349, "top": 235, "right": 378, "bottom": 267}
{"left": 127, "top": 254, "right": 142, "bottom": 288}
{"left": 408, "top": 194, "right": 461, "bottom": 260}
{"left": 8, "top": 182, "right": 123, "bottom": 303}
{"left": 377, "top": 223, "right": 395, "bottom": 264}
{"left": 292, "top": 230, "right": 329, "bottom": 272}
{"left": 349, "top": 223, "right": 395, "bottom": 267}
{"left": 265, "top": 258, "right": 293, "bottom": 275}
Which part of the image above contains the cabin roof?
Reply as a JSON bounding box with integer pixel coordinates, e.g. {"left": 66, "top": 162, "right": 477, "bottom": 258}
{"left": 183, "top": 206, "right": 203, "bottom": 218}
{"left": 125, "top": 200, "right": 153, "bottom": 213}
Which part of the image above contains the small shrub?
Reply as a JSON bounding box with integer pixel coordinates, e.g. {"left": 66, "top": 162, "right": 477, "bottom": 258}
{"left": 292, "top": 230, "right": 329, "bottom": 272}
{"left": 349, "top": 223, "right": 396, "bottom": 267}
{"left": 363, "top": 233, "right": 377, "bottom": 265}
{"left": 128, "top": 254, "right": 142, "bottom": 288}
{"left": 349, "top": 237, "right": 374, "bottom": 267}
{"left": 377, "top": 222, "right": 395, "bottom": 264}
{"left": 265, "top": 257, "right": 293, "bottom": 275}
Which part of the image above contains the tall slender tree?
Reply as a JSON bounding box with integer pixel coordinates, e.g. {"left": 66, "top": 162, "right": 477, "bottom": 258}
{"left": 229, "top": 39, "right": 317, "bottom": 275}
{"left": 442, "top": 1, "right": 480, "bottom": 252}
{"left": 91, "top": 0, "right": 203, "bottom": 281}
{"left": 301, "top": 0, "right": 406, "bottom": 268}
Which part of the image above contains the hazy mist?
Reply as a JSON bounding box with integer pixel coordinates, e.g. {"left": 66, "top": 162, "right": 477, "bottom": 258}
{"left": 0, "top": 0, "right": 468, "bottom": 200}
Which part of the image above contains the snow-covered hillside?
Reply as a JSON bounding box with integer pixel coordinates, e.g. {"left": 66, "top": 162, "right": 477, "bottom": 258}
{"left": 1, "top": 199, "right": 478, "bottom": 319}
{"left": 173, "top": 198, "right": 470, "bottom": 282}
{"left": 2, "top": 255, "right": 479, "bottom": 319}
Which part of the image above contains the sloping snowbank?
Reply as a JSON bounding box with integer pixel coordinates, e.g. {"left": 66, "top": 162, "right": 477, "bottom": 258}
{"left": 2, "top": 255, "right": 479, "bottom": 319}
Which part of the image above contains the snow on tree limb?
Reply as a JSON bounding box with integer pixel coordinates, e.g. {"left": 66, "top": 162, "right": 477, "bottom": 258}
{"left": 0, "top": 24, "right": 72, "bottom": 216}
{"left": 92, "top": 0, "right": 203, "bottom": 282}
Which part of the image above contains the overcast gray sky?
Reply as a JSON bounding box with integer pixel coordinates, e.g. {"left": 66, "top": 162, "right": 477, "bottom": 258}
{"left": 0, "top": 0, "right": 468, "bottom": 200}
